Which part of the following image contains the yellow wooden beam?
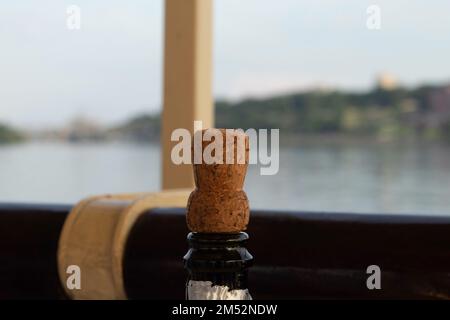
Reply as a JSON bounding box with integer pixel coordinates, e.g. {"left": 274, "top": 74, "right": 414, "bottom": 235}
{"left": 162, "top": 0, "right": 214, "bottom": 190}
{"left": 57, "top": 190, "right": 191, "bottom": 300}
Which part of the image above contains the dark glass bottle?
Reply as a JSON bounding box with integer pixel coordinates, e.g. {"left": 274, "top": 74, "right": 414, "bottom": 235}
{"left": 183, "top": 232, "right": 253, "bottom": 300}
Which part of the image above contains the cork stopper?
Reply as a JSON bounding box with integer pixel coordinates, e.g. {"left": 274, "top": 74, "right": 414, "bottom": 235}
{"left": 187, "top": 129, "right": 250, "bottom": 233}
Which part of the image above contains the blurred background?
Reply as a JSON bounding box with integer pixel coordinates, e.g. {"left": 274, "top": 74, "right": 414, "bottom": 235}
{"left": 1, "top": 0, "right": 450, "bottom": 214}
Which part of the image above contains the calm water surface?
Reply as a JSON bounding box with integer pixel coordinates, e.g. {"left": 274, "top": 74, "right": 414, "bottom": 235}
{"left": 0, "top": 141, "right": 449, "bottom": 215}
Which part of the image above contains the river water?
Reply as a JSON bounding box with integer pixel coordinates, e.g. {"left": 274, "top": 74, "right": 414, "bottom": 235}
{"left": 0, "top": 141, "right": 449, "bottom": 215}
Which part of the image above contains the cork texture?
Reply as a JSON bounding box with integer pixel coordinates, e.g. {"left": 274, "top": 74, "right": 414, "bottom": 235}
{"left": 187, "top": 129, "right": 250, "bottom": 233}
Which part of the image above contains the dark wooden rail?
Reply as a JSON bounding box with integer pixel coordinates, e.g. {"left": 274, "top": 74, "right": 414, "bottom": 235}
{"left": 1, "top": 203, "right": 450, "bottom": 299}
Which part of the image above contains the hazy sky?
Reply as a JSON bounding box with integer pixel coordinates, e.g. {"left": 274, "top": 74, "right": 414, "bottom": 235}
{"left": 1, "top": 0, "right": 450, "bottom": 128}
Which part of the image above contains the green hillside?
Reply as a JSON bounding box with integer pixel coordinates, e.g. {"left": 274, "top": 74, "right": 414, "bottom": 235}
{"left": 215, "top": 86, "right": 446, "bottom": 141}
{"left": 0, "top": 123, "right": 24, "bottom": 144}
{"left": 112, "top": 85, "right": 450, "bottom": 143}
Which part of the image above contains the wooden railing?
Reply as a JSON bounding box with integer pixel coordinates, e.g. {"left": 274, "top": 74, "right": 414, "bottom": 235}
{"left": 1, "top": 203, "right": 450, "bottom": 299}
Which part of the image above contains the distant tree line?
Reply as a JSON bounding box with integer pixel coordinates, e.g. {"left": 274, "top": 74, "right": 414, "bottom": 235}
{"left": 116, "top": 85, "right": 450, "bottom": 143}
{"left": 2, "top": 84, "right": 450, "bottom": 144}
{"left": 0, "top": 123, "right": 24, "bottom": 144}
{"left": 215, "top": 85, "right": 450, "bottom": 142}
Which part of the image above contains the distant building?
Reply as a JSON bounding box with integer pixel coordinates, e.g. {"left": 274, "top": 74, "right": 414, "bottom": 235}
{"left": 430, "top": 85, "right": 450, "bottom": 115}
{"left": 423, "top": 85, "right": 450, "bottom": 128}
{"left": 376, "top": 73, "right": 398, "bottom": 91}
{"left": 63, "top": 116, "right": 105, "bottom": 142}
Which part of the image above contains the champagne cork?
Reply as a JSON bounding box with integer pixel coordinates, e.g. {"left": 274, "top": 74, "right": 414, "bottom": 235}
{"left": 187, "top": 129, "right": 250, "bottom": 233}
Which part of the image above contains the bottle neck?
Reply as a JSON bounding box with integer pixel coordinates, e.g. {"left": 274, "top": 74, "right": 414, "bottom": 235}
{"left": 183, "top": 232, "right": 253, "bottom": 299}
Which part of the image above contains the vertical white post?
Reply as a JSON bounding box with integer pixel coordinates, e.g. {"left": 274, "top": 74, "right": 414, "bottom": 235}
{"left": 161, "top": 0, "right": 214, "bottom": 190}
